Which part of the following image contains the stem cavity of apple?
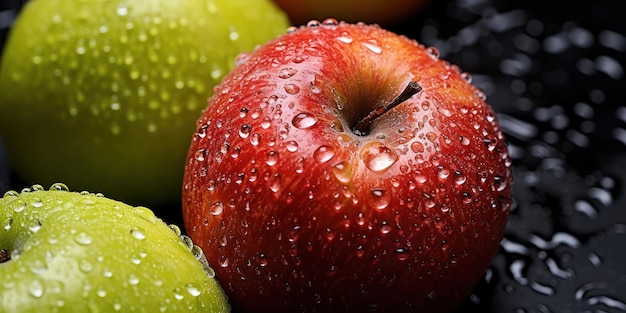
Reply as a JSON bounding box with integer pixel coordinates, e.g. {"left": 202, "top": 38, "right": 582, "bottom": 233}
{"left": 352, "top": 81, "right": 422, "bottom": 136}
{"left": 0, "top": 249, "right": 10, "bottom": 263}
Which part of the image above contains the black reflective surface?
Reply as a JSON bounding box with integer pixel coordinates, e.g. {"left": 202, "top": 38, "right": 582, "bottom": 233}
{"left": 1, "top": 0, "right": 625, "bottom": 312}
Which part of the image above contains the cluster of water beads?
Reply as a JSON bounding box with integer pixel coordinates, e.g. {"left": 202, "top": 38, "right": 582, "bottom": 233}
{"left": 403, "top": 0, "right": 626, "bottom": 311}
{"left": 0, "top": 183, "right": 217, "bottom": 310}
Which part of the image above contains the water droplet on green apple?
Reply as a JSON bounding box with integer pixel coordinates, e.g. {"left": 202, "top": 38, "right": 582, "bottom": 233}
{"left": 49, "top": 183, "right": 69, "bottom": 191}
{"left": 28, "top": 219, "right": 42, "bottom": 233}
{"left": 292, "top": 112, "right": 318, "bottom": 129}
{"left": 3, "top": 217, "right": 13, "bottom": 230}
{"left": 278, "top": 67, "right": 298, "bottom": 79}
{"left": 79, "top": 259, "right": 94, "bottom": 273}
{"left": 102, "top": 267, "right": 113, "bottom": 278}
{"left": 130, "top": 227, "right": 146, "bottom": 240}
{"left": 74, "top": 232, "right": 93, "bottom": 245}
{"left": 131, "top": 206, "right": 157, "bottom": 223}
{"left": 186, "top": 284, "right": 202, "bottom": 297}
{"left": 28, "top": 279, "right": 45, "bottom": 298}
{"left": 29, "top": 259, "right": 48, "bottom": 275}
{"left": 96, "top": 285, "right": 107, "bottom": 298}
{"left": 30, "top": 197, "right": 43, "bottom": 208}
{"left": 313, "top": 145, "right": 336, "bottom": 163}
{"left": 128, "top": 274, "right": 140, "bottom": 285}
{"left": 3, "top": 190, "right": 19, "bottom": 198}
{"left": 361, "top": 142, "right": 399, "bottom": 172}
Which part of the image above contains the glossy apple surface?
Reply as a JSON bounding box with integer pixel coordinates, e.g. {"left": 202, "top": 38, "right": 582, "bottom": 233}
{"left": 183, "top": 20, "right": 512, "bottom": 312}
{"left": 0, "top": 0, "right": 289, "bottom": 206}
{"left": 272, "top": 0, "right": 429, "bottom": 26}
{"left": 0, "top": 183, "right": 229, "bottom": 312}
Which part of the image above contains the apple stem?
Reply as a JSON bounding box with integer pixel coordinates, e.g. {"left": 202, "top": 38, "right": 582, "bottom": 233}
{"left": 352, "top": 81, "right": 422, "bottom": 136}
{"left": 0, "top": 249, "right": 10, "bottom": 263}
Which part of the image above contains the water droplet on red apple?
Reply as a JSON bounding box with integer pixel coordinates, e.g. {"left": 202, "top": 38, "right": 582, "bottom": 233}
{"left": 494, "top": 175, "right": 508, "bottom": 191}
{"left": 266, "top": 150, "right": 279, "bottom": 166}
{"left": 306, "top": 20, "right": 321, "bottom": 27}
{"left": 370, "top": 189, "right": 390, "bottom": 210}
{"left": 454, "top": 171, "right": 467, "bottom": 185}
{"left": 268, "top": 173, "right": 282, "bottom": 193}
{"left": 322, "top": 18, "right": 339, "bottom": 26}
{"left": 194, "top": 148, "right": 206, "bottom": 162}
{"left": 261, "top": 117, "right": 271, "bottom": 129}
{"left": 437, "top": 166, "right": 450, "bottom": 180}
{"left": 239, "top": 124, "right": 252, "bottom": 139}
{"left": 284, "top": 83, "right": 300, "bottom": 95}
{"left": 332, "top": 162, "right": 352, "bottom": 183}
{"left": 356, "top": 212, "right": 366, "bottom": 226}
{"left": 286, "top": 141, "right": 299, "bottom": 152}
{"left": 313, "top": 145, "right": 336, "bottom": 163}
{"left": 461, "top": 72, "right": 473, "bottom": 83}
{"left": 292, "top": 55, "right": 305, "bottom": 63}
{"left": 278, "top": 67, "right": 298, "bottom": 79}
{"left": 410, "top": 141, "right": 425, "bottom": 153}
{"left": 294, "top": 157, "right": 305, "bottom": 174}
{"left": 210, "top": 201, "right": 224, "bottom": 216}
{"left": 292, "top": 112, "right": 318, "bottom": 129}
{"left": 362, "top": 39, "right": 383, "bottom": 54}
{"left": 336, "top": 32, "right": 353, "bottom": 44}
{"left": 426, "top": 46, "right": 440, "bottom": 59}
{"left": 460, "top": 136, "right": 471, "bottom": 146}
{"left": 361, "top": 142, "right": 399, "bottom": 172}
{"left": 250, "top": 133, "right": 261, "bottom": 146}
{"left": 234, "top": 52, "right": 251, "bottom": 66}
{"left": 395, "top": 248, "right": 410, "bottom": 261}
{"left": 426, "top": 132, "right": 438, "bottom": 142}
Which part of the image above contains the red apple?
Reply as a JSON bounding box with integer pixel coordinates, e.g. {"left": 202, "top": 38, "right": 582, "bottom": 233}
{"left": 272, "top": 0, "right": 430, "bottom": 26}
{"left": 183, "top": 20, "right": 512, "bottom": 313}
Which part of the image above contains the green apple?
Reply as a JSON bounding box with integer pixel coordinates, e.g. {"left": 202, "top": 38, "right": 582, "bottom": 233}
{"left": 0, "top": 0, "right": 289, "bottom": 206}
{"left": 0, "top": 183, "right": 230, "bottom": 312}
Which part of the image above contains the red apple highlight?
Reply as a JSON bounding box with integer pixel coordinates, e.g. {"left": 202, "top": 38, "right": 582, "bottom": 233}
{"left": 183, "top": 19, "right": 512, "bottom": 313}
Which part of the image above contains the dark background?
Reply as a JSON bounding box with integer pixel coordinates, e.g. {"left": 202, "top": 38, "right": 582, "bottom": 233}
{"left": 2, "top": 0, "right": 625, "bottom": 312}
